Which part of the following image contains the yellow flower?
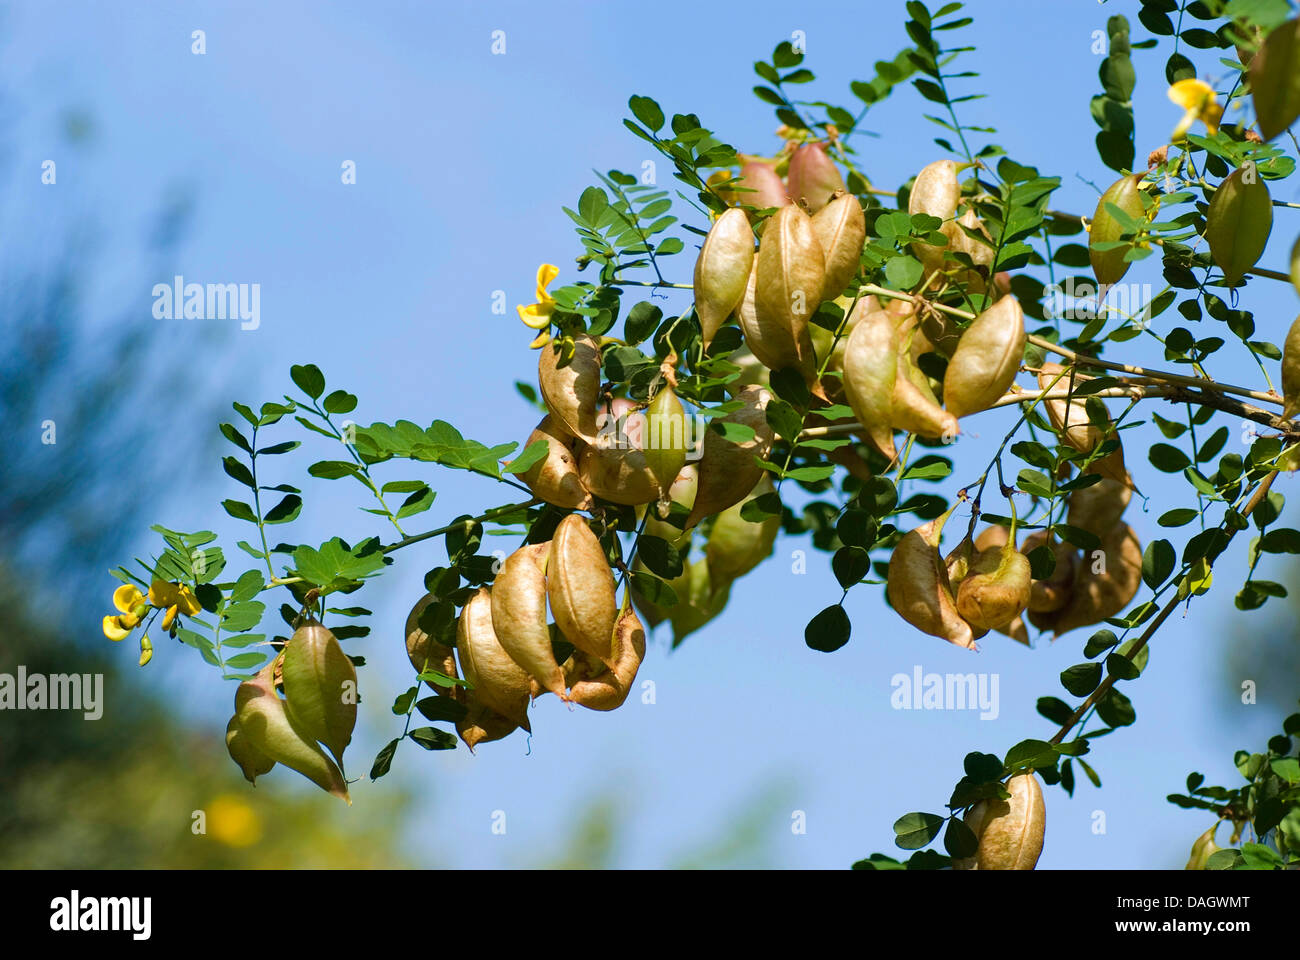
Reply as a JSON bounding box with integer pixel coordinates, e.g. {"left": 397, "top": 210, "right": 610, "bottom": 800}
{"left": 1169, "top": 79, "right": 1222, "bottom": 140}
{"left": 103, "top": 583, "right": 147, "bottom": 640}
{"left": 150, "top": 579, "right": 201, "bottom": 633}
{"left": 517, "top": 263, "right": 559, "bottom": 331}
{"left": 102, "top": 615, "right": 131, "bottom": 641}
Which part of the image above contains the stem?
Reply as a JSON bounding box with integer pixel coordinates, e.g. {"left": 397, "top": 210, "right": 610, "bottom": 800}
{"left": 381, "top": 499, "right": 540, "bottom": 555}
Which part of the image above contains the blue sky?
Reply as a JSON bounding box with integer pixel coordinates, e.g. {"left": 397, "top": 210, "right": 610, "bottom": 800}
{"left": 19, "top": 0, "right": 1300, "bottom": 867}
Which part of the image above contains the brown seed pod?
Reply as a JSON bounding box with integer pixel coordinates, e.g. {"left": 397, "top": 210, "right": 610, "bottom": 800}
{"left": 785, "top": 142, "right": 845, "bottom": 214}
{"left": 956, "top": 540, "right": 1033, "bottom": 631}
{"left": 1205, "top": 165, "right": 1273, "bottom": 285}
{"left": 517, "top": 415, "right": 593, "bottom": 510}
{"left": 842, "top": 304, "right": 900, "bottom": 460}
{"left": 1020, "top": 530, "right": 1077, "bottom": 615}
{"left": 281, "top": 622, "right": 357, "bottom": 768}
{"left": 577, "top": 398, "right": 660, "bottom": 506}
{"left": 705, "top": 475, "right": 780, "bottom": 580}
{"left": 694, "top": 207, "right": 756, "bottom": 347}
{"left": 1250, "top": 17, "right": 1300, "bottom": 141}
{"left": 737, "top": 258, "right": 819, "bottom": 383}
{"left": 457, "top": 587, "right": 532, "bottom": 729}
{"left": 886, "top": 510, "right": 978, "bottom": 650}
{"left": 730, "top": 158, "right": 791, "bottom": 219}
{"left": 755, "top": 204, "right": 826, "bottom": 368}
{"left": 1066, "top": 453, "right": 1134, "bottom": 536}
{"left": 456, "top": 699, "right": 519, "bottom": 752}
{"left": 943, "top": 295, "right": 1026, "bottom": 418}
{"left": 1037, "top": 363, "right": 1104, "bottom": 453}
{"left": 811, "top": 192, "right": 866, "bottom": 301}
{"left": 1089, "top": 173, "right": 1146, "bottom": 287}
{"left": 1052, "top": 522, "right": 1143, "bottom": 637}
{"left": 808, "top": 293, "right": 875, "bottom": 379}
{"left": 538, "top": 334, "right": 602, "bottom": 442}
{"left": 967, "top": 526, "right": 1031, "bottom": 644}
{"left": 685, "top": 385, "right": 775, "bottom": 529}
{"left": 908, "top": 160, "right": 961, "bottom": 276}
{"left": 548, "top": 514, "right": 618, "bottom": 662}
{"left": 405, "top": 593, "right": 461, "bottom": 696}
{"left": 958, "top": 773, "right": 1046, "bottom": 870}
{"left": 1284, "top": 313, "right": 1300, "bottom": 419}
{"left": 490, "top": 542, "right": 568, "bottom": 699}
{"left": 567, "top": 605, "right": 647, "bottom": 711}
{"left": 948, "top": 207, "right": 995, "bottom": 271}
{"left": 893, "top": 353, "right": 960, "bottom": 442}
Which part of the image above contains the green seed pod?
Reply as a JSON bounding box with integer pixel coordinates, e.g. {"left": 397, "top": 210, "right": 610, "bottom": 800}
{"left": 694, "top": 207, "right": 755, "bottom": 347}
{"left": 1088, "top": 173, "right": 1146, "bottom": 287}
{"left": 755, "top": 204, "right": 826, "bottom": 368}
{"left": 281, "top": 622, "right": 358, "bottom": 768}
{"left": 1250, "top": 16, "right": 1300, "bottom": 141}
{"left": 942, "top": 295, "right": 1026, "bottom": 418}
{"left": 640, "top": 463, "right": 697, "bottom": 548}
{"left": 1205, "top": 166, "right": 1273, "bottom": 285}
{"left": 644, "top": 384, "right": 689, "bottom": 499}
{"left": 705, "top": 475, "right": 780, "bottom": 580}
{"left": 1290, "top": 234, "right": 1300, "bottom": 298}
{"left": 234, "top": 663, "right": 350, "bottom": 804}
{"left": 841, "top": 304, "right": 900, "bottom": 460}
{"left": 1184, "top": 823, "right": 1223, "bottom": 870}
{"left": 811, "top": 192, "right": 866, "bottom": 301}
{"left": 785, "top": 142, "right": 845, "bottom": 214}
{"left": 668, "top": 557, "right": 732, "bottom": 648}
{"left": 1282, "top": 314, "right": 1300, "bottom": 419}
{"left": 225, "top": 715, "right": 275, "bottom": 785}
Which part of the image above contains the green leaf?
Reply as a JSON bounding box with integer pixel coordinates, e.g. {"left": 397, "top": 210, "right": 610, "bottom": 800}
{"left": 1158, "top": 508, "right": 1198, "bottom": 527}
{"left": 290, "top": 364, "right": 325, "bottom": 399}
{"left": 221, "top": 499, "right": 258, "bottom": 523}
{"left": 1095, "top": 688, "right": 1136, "bottom": 727}
{"left": 637, "top": 536, "right": 684, "bottom": 580}
{"left": 1061, "top": 662, "right": 1103, "bottom": 697}
{"left": 630, "top": 570, "right": 677, "bottom": 607}
{"left": 1037, "top": 696, "right": 1073, "bottom": 725}
{"left": 1005, "top": 738, "right": 1057, "bottom": 770}
{"left": 1105, "top": 652, "right": 1141, "bottom": 681}
{"left": 628, "top": 95, "right": 665, "bottom": 132}
{"left": 409, "top": 727, "right": 459, "bottom": 751}
{"left": 323, "top": 389, "right": 358, "bottom": 414}
{"left": 220, "top": 422, "right": 252, "bottom": 454}
{"left": 832, "top": 546, "right": 871, "bottom": 588}
{"left": 231, "top": 569, "right": 265, "bottom": 604}
{"left": 370, "top": 739, "right": 399, "bottom": 780}
{"left": 1142, "top": 539, "right": 1175, "bottom": 588}
{"left": 263, "top": 494, "right": 303, "bottom": 525}
{"left": 943, "top": 817, "right": 978, "bottom": 858}
{"left": 395, "top": 486, "right": 435, "bottom": 520}
{"left": 893, "top": 812, "right": 945, "bottom": 850}
{"left": 222, "top": 457, "right": 255, "bottom": 489}
{"left": 415, "top": 696, "right": 469, "bottom": 723}
{"left": 1149, "top": 443, "right": 1191, "bottom": 472}
{"left": 805, "top": 604, "right": 850, "bottom": 652}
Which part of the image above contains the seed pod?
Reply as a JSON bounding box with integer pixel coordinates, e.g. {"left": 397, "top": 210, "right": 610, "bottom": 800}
{"left": 809, "top": 293, "right": 877, "bottom": 377}
{"left": 694, "top": 208, "right": 756, "bottom": 346}
{"left": 735, "top": 158, "right": 790, "bottom": 213}
{"left": 908, "top": 160, "right": 961, "bottom": 276}
{"left": 811, "top": 192, "right": 866, "bottom": 301}
{"left": 517, "top": 415, "right": 592, "bottom": 510}
{"left": 457, "top": 587, "right": 532, "bottom": 729}
{"left": 456, "top": 700, "right": 519, "bottom": 752}
{"left": 1020, "top": 530, "right": 1077, "bottom": 615}
{"left": 491, "top": 542, "right": 568, "bottom": 699}
{"left": 548, "top": 515, "right": 618, "bottom": 662}
{"left": 1291, "top": 235, "right": 1300, "bottom": 298}
{"left": 1037, "top": 363, "right": 1103, "bottom": 453}
{"left": 225, "top": 715, "right": 275, "bottom": 784}
{"left": 842, "top": 304, "right": 900, "bottom": 460}
{"left": 948, "top": 207, "right": 995, "bottom": 270}
{"left": 538, "top": 334, "right": 602, "bottom": 442}
{"left": 944, "top": 534, "right": 977, "bottom": 590}
{"left": 405, "top": 593, "right": 462, "bottom": 697}
{"left": 644, "top": 384, "right": 689, "bottom": 498}
{"left": 577, "top": 398, "right": 660, "bottom": 506}
{"left": 705, "top": 475, "right": 780, "bottom": 580}
{"left": 956, "top": 540, "right": 1033, "bottom": 631}
{"left": 886, "top": 510, "right": 978, "bottom": 650}
{"left": 1250, "top": 17, "right": 1300, "bottom": 141}
{"left": 1282, "top": 313, "right": 1300, "bottom": 419}
{"left": 960, "top": 773, "right": 1046, "bottom": 870}
{"left": 1052, "top": 522, "right": 1143, "bottom": 636}
{"left": 737, "top": 258, "right": 819, "bottom": 384}
{"left": 281, "top": 622, "right": 357, "bottom": 767}
{"left": 641, "top": 463, "right": 697, "bottom": 547}
{"left": 943, "top": 295, "right": 1026, "bottom": 418}
{"left": 568, "top": 605, "right": 647, "bottom": 711}
{"left": 892, "top": 356, "right": 960, "bottom": 442}
{"left": 234, "top": 663, "right": 350, "bottom": 803}
{"left": 1205, "top": 166, "right": 1273, "bottom": 285}
{"left": 967, "top": 526, "right": 1031, "bottom": 644}
{"left": 685, "top": 385, "right": 775, "bottom": 529}
{"left": 668, "top": 557, "right": 732, "bottom": 647}
{"left": 785, "top": 142, "right": 845, "bottom": 214}
{"left": 1089, "top": 173, "right": 1146, "bottom": 287}
{"left": 1184, "top": 823, "right": 1223, "bottom": 870}
{"left": 1066, "top": 455, "right": 1134, "bottom": 536}
{"left": 755, "top": 204, "right": 826, "bottom": 367}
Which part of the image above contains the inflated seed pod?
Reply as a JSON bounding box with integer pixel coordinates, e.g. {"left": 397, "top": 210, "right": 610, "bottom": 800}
{"left": 685, "top": 385, "right": 775, "bottom": 529}
{"left": 785, "top": 142, "right": 845, "bottom": 214}
{"left": 548, "top": 515, "right": 618, "bottom": 662}
{"left": 943, "top": 295, "right": 1026, "bottom": 418}
{"left": 811, "top": 192, "right": 866, "bottom": 301}
{"left": 1184, "top": 823, "right": 1223, "bottom": 870}
{"left": 517, "top": 415, "right": 593, "bottom": 510}
{"left": 956, "top": 540, "right": 1033, "bottom": 631}
{"left": 705, "top": 475, "right": 780, "bottom": 580}
{"left": 225, "top": 715, "right": 275, "bottom": 784}
{"left": 735, "top": 158, "right": 790, "bottom": 213}
{"left": 1052, "top": 522, "right": 1143, "bottom": 637}
{"left": 1291, "top": 235, "right": 1300, "bottom": 298}
{"left": 456, "top": 699, "right": 519, "bottom": 752}
{"left": 577, "top": 398, "right": 660, "bottom": 506}
{"left": 737, "top": 258, "right": 819, "bottom": 383}
{"left": 886, "top": 509, "right": 978, "bottom": 650}
{"left": 1066, "top": 456, "right": 1134, "bottom": 536}
{"left": 694, "top": 207, "right": 756, "bottom": 347}
{"left": 908, "top": 160, "right": 961, "bottom": 276}
{"left": 538, "top": 334, "right": 602, "bottom": 442}
{"left": 968, "top": 526, "right": 1031, "bottom": 644}
{"left": 1205, "top": 166, "right": 1273, "bottom": 285}
{"left": 842, "top": 304, "right": 900, "bottom": 460}
{"left": 668, "top": 557, "right": 732, "bottom": 647}
{"left": 1250, "top": 18, "right": 1300, "bottom": 140}
{"left": 405, "top": 593, "right": 462, "bottom": 697}
{"left": 457, "top": 587, "right": 532, "bottom": 729}
{"left": 1089, "top": 173, "right": 1146, "bottom": 287}
{"left": 1282, "top": 313, "right": 1300, "bottom": 419}
{"left": 491, "top": 542, "right": 568, "bottom": 699}
{"left": 644, "top": 384, "right": 689, "bottom": 499}
{"left": 755, "top": 204, "right": 826, "bottom": 366}
{"left": 1037, "top": 363, "right": 1104, "bottom": 452}
{"left": 892, "top": 354, "right": 960, "bottom": 441}
{"left": 1020, "top": 530, "right": 1077, "bottom": 615}
{"left": 948, "top": 207, "right": 995, "bottom": 270}
{"left": 958, "top": 773, "right": 1046, "bottom": 870}
{"left": 234, "top": 662, "right": 350, "bottom": 803}
{"left": 567, "top": 605, "right": 647, "bottom": 711}
{"left": 281, "top": 622, "right": 357, "bottom": 768}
